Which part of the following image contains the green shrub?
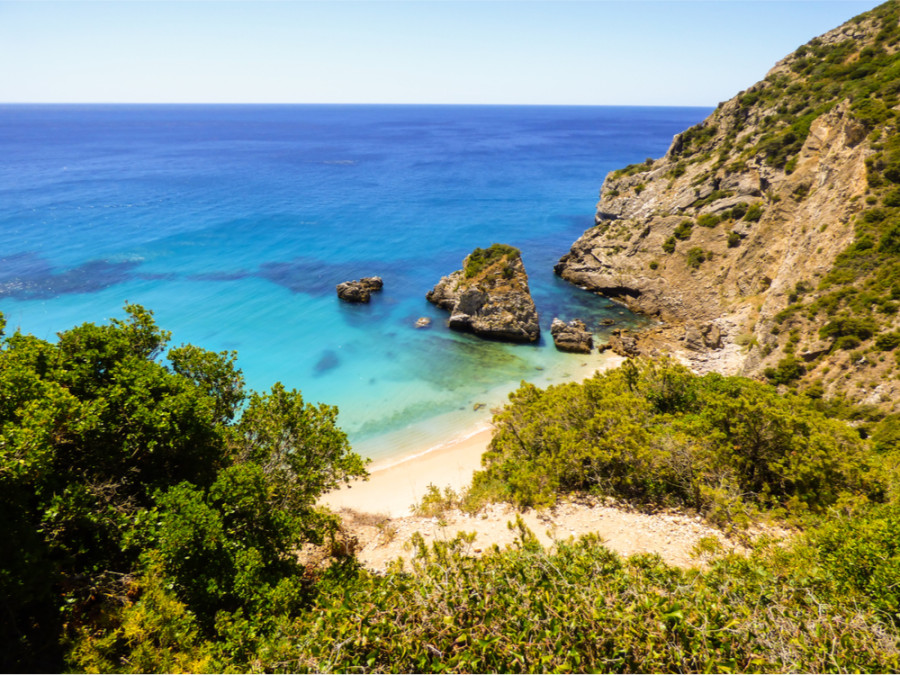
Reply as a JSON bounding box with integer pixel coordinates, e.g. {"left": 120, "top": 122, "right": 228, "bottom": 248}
{"left": 727, "top": 231, "right": 741, "bottom": 247}
{"left": 696, "top": 213, "right": 721, "bottom": 228}
{"left": 262, "top": 524, "right": 900, "bottom": 674}
{"left": 464, "top": 243, "right": 521, "bottom": 279}
{"left": 876, "top": 331, "right": 900, "bottom": 350}
{"left": 835, "top": 335, "right": 862, "bottom": 350}
{"left": 820, "top": 315, "right": 878, "bottom": 342}
{"left": 673, "top": 220, "right": 694, "bottom": 240}
{"left": 468, "top": 359, "right": 881, "bottom": 521}
{"left": 763, "top": 355, "right": 805, "bottom": 385}
{"left": 662, "top": 236, "right": 676, "bottom": 254}
{"left": 744, "top": 202, "right": 764, "bottom": 222}
{"left": 686, "top": 247, "right": 708, "bottom": 269}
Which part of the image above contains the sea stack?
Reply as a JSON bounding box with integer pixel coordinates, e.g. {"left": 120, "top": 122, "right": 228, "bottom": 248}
{"left": 427, "top": 243, "right": 540, "bottom": 343}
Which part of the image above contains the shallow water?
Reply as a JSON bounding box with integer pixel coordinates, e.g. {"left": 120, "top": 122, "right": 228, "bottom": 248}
{"left": 0, "top": 104, "right": 709, "bottom": 461}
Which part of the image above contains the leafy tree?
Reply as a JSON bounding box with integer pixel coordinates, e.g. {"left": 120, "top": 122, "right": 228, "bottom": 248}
{"left": 0, "top": 305, "right": 367, "bottom": 671}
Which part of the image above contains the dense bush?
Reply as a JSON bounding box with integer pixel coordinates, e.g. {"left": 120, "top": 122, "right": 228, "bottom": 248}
{"left": 467, "top": 359, "right": 883, "bottom": 524}
{"left": 0, "top": 305, "right": 367, "bottom": 671}
{"left": 252, "top": 519, "right": 900, "bottom": 674}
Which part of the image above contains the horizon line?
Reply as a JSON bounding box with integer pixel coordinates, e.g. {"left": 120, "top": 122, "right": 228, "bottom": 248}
{"left": 0, "top": 101, "right": 715, "bottom": 108}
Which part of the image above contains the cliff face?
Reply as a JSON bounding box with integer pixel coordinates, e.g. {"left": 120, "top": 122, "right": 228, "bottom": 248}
{"left": 557, "top": 2, "right": 900, "bottom": 412}
{"left": 428, "top": 245, "right": 540, "bottom": 343}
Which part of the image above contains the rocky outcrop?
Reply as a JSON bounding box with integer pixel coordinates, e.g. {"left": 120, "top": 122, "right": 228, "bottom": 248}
{"left": 607, "top": 329, "right": 641, "bottom": 358}
{"left": 553, "top": 4, "right": 900, "bottom": 413}
{"left": 427, "top": 245, "right": 540, "bottom": 343}
{"left": 550, "top": 318, "right": 593, "bottom": 353}
{"left": 337, "top": 277, "right": 383, "bottom": 303}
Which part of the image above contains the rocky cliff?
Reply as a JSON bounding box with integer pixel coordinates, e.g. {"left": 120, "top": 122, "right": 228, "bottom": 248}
{"left": 428, "top": 244, "right": 540, "bottom": 343}
{"left": 557, "top": 1, "right": 900, "bottom": 414}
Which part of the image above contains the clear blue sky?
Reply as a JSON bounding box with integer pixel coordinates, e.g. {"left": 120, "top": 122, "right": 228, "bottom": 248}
{"left": 0, "top": 0, "right": 886, "bottom": 105}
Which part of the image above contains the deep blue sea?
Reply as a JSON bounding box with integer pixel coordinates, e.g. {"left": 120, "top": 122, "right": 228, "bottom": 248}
{"left": 0, "top": 104, "right": 709, "bottom": 463}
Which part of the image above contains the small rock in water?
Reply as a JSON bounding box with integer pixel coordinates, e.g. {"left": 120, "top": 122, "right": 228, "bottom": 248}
{"left": 473, "top": 402, "right": 486, "bottom": 411}
{"left": 415, "top": 317, "right": 432, "bottom": 328}
{"left": 336, "top": 276, "right": 383, "bottom": 303}
{"left": 550, "top": 317, "right": 594, "bottom": 354}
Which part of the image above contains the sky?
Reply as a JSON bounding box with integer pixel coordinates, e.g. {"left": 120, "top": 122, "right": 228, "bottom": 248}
{"left": 0, "top": 0, "right": 887, "bottom": 106}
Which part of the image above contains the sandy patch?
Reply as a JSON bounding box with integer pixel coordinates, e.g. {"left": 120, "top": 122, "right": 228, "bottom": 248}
{"left": 334, "top": 497, "right": 743, "bottom": 572}
{"left": 320, "top": 424, "right": 492, "bottom": 518}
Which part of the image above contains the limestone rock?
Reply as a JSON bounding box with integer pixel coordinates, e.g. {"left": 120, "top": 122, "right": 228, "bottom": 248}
{"left": 683, "top": 323, "right": 722, "bottom": 351}
{"left": 550, "top": 318, "right": 594, "bottom": 353}
{"left": 607, "top": 329, "right": 640, "bottom": 358}
{"left": 337, "top": 276, "right": 383, "bottom": 303}
{"left": 426, "top": 244, "right": 540, "bottom": 343}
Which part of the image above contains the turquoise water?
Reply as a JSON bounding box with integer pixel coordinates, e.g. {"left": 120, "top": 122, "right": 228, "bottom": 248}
{"left": 0, "top": 104, "right": 709, "bottom": 461}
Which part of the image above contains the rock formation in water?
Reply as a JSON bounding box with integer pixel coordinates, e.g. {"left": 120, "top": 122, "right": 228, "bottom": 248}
{"left": 336, "top": 277, "right": 383, "bottom": 303}
{"left": 550, "top": 318, "right": 593, "bottom": 353}
{"left": 556, "top": 2, "right": 900, "bottom": 413}
{"left": 427, "top": 244, "right": 540, "bottom": 343}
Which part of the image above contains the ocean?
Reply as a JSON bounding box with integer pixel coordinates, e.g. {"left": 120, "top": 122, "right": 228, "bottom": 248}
{"left": 0, "top": 104, "right": 709, "bottom": 463}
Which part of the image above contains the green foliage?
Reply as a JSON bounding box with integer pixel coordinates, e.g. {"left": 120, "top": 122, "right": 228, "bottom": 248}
{"left": 810, "top": 503, "right": 900, "bottom": 621}
{"left": 685, "top": 247, "right": 708, "bottom": 269}
{"left": 468, "top": 359, "right": 882, "bottom": 524}
{"left": 412, "top": 483, "right": 460, "bottom": 519}
{"left": 0, "top": 305, "right": 367, "bottom": 671}
{"left": 727, "top": 230, "right": 742, "bottom": 247}
{"left": 763, "top": 355, "right": 805, "bottom": 385}
{"left": 743, "top": 202, "right": 764, "bottom": 222}
{"left": 819, "top": 314, "right": 878, "bottom": 342}
{"left": 254, "top": 521, "right": 900, "bottom": 674}
{"left": 611, "top": 157, "right": 654, "bottom": 179}
{"left": 691, "top": 189, "right": 733, "bottom": 209}
{"left": 673, "top": 123, "right": 718, "bottom": 158}
{"left": 876, "top": 330, "right": 900, "bottom": 351}
{"left": 673, "top": 219, "right": 693, "bottom": 240}
{"left": 662, "top": 235, "right": 676, "bottom": 254}
{"left": 463, "top": 243, "right": 521, "bottom": 279}
{"left": 696, "top": 213, "right": 721, "bottom": 228}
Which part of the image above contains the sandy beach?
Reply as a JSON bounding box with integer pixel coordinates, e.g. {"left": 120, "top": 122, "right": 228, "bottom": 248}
{"left": 320, "top": 424, "right": 493, "bottom": 517}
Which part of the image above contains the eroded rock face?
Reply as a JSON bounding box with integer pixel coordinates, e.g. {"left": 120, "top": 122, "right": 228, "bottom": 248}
{"left": 554, "top": 61, "right": 871, "bottom": 381}
{"left": 337, "top": 277, "right": 383, "bottom": 303}
{"left": 426, "top": 246, "right": 540, "bottom": 343}
{"left": 550, "top": 318, "right": 593, "bottom": 353}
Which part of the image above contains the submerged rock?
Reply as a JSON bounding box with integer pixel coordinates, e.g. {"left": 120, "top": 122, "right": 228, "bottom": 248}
{"left": 426, "top": 244, "right": 540, "bottom": 343}
{"left": 550, "top": 318, "right": 594, "bottom": 353}
{"left": 337, "top": 276, "right": 383, "bottom": 303}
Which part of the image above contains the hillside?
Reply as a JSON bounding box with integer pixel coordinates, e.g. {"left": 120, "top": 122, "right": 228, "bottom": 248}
{"left": 557, "top": 1, "right": 900, "bottom": 413}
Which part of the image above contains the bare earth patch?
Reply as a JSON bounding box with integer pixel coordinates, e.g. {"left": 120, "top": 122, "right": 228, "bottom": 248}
{"left": 333, "top": 496, "right": 752, "bottom": 572}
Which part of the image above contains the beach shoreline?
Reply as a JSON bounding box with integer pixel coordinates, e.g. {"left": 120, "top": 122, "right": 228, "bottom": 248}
{"left": 321, "top": 352, "right": 625, "bottom": 517}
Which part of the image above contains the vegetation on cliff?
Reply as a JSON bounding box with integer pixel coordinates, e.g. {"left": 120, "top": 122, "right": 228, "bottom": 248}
{"left": 462, "top": 243, "right": 521, "bottom": 280}
{"left": 556, "top": 0, "right": 900, "bottom": 413}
